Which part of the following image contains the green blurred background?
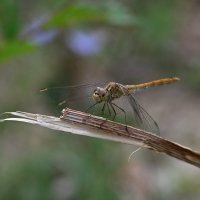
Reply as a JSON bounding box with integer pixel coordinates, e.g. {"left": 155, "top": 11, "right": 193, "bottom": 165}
{"left": 1, "top": 0, "right": 200, "bottom": 199}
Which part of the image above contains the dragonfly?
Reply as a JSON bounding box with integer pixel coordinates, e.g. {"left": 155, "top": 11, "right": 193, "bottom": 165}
{"left": 41, "top": 77, "right": 180, "bottom": 135}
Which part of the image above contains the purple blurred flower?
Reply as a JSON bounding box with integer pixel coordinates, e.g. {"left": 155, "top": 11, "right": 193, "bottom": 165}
{"left": 67, "top": 30, "right": 106, "bottom": 56}
{"left": 22, "top": 15, "right": 59, "bottom": 45}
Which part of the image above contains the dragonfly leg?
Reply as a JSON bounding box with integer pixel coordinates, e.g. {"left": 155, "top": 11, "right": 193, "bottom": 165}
{"left": 109, "top": 102, "right": 116, "bottom": 120}
{"left": 85, "top": 102, "right": 99, "bottom": 113}
{"left": 112, "top": 103, "right": 127, "bottom": 124}
{"left": 106, "top": 102, "right": 112, "bottom": 116}
{"left": 99, "top": 102, "right": 108, "bottom": 128}
{"left": 101, "top": 102, "right": 112, "bottom": 116}
{"left": 101, "top": 102, "right": 106, "bottom": 114}
{"left": 112, "top": 102, "right": 130, "bottom": 133}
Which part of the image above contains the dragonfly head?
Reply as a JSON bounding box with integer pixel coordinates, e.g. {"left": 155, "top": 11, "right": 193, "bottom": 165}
{"left": 93, "top": 87, "right": 107, "bottom": 103}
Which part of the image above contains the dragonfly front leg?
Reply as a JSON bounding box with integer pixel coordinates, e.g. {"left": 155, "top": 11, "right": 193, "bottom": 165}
{"left": 86, "top": 102, "right": 99, "bottom": 113}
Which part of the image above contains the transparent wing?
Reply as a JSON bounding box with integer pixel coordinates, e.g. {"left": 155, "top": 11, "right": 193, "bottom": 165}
{"left": 127, "top": 94, "right": 160, "bottom": 135}
{"left": 40, "top": 83, "right": 105, "bottom": 110}
{"left": 40, "top": 83, "right": 103, "bottom": 92}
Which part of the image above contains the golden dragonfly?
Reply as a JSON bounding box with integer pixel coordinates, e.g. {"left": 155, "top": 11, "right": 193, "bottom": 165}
{"left": 41, "top": 77, "right": 180, "bottom": 135}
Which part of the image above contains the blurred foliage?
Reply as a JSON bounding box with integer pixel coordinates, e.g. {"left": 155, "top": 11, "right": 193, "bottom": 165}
{"left": 0, "top": 0, "right": 35, "bottom": 63}
{"left": 135, "top": 1, "right": 177, "bottom": 50}
{"left": 44, "top": 2, "right": 137, "bottom": 28}
{"left": 0, "top": 41, "right": 35, "bottom": 63}
{"left": 0, "top": 0, "right": 20, "bottom": 40}
{"left": 0, "top": 136, "right": 122, "bottom": 200}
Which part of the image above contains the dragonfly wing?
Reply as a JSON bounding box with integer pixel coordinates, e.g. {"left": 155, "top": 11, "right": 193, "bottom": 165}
{"left": 40, "top": 83, "right": 102, "bottom": 109}
{"left": 127, "top": 94, "right": 160, "bottom": 135}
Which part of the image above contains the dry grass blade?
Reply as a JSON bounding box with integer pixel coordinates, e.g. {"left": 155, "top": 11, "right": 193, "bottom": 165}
{"left": 1, "top": 108, "right": 200, "bottom": 168}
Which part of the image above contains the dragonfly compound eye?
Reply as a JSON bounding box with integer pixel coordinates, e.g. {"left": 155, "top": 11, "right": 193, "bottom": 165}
{"left": 93, "top": 87, "right": 106, "bottom": 102}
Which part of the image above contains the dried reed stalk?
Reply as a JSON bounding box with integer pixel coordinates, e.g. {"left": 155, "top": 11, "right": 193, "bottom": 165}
{"left": 1, "top": 108, "right": 200, "bottom": 168}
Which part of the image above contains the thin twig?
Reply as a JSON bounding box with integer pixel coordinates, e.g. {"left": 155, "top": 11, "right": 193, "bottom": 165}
{"left": 1, "top": 108, "right": 200, "bottom": 168}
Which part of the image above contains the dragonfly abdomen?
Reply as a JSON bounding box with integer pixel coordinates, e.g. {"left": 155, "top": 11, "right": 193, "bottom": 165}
{"left": 127, "top": 77, "right": 180, "bottom": 92}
